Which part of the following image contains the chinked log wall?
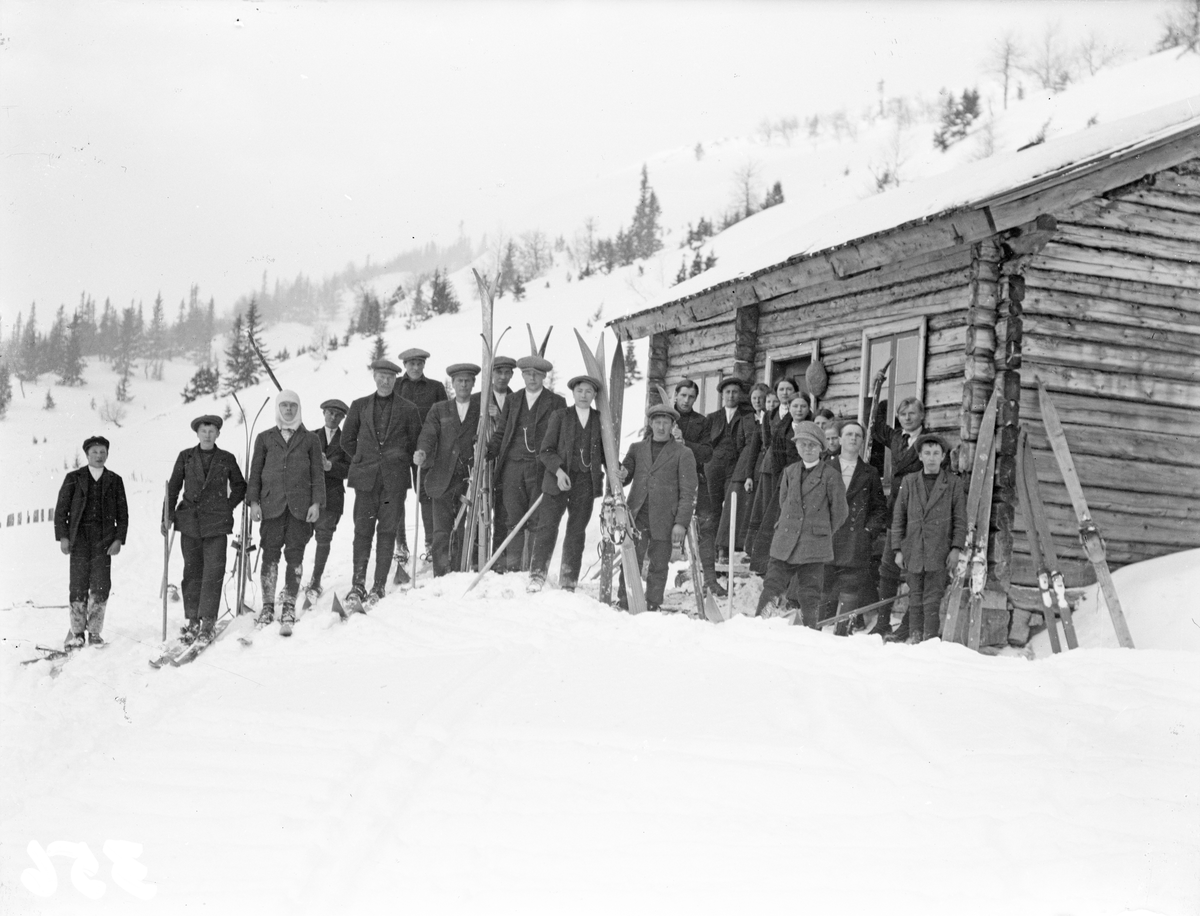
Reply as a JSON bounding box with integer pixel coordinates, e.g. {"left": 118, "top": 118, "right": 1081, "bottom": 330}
{"left": 1013, "top": 160, "right": 1200, "bottom": 604}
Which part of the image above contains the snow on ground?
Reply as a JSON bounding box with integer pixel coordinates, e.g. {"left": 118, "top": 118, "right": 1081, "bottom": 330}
{"left": 3, "top": 49, "right": 1199, "bottom": 915}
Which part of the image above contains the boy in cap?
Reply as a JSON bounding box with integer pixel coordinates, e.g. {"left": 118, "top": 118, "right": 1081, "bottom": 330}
{"left": 164, "top": 415, "right": 247, "bottom": 643}
{"left": 755, "top": 420, "right": 848, "bottom": 626}
{"left": 616, "top": 400, "right": 698, "bottom": 611}
{"left": 55, "top": 435, "right": 129, "bottom": 648}
{"left": 488, "top": 355, "right": 517, "bottom": 554}
{"left": 413, "top": 363, "right": 482, "bottom": 577}
{"left": 703, "top": 377, "right": 755, "bottom": 568}
{"left": 891, "top": 433, "right": 966, "bottom": 643}
{"left": 247, "top": 390, "right": 325, "bottom": 633}
{"left": 395, "top": 347, "right": 445, "bottom": 569}
{"left": 529, "top": 374, "right": 607, "bottom": 592}
{"left": 305, "top": 399, "right": 350, "bottom": 599}
{"left": 342, "top": 358, "right": 423, "bottom": 602}
{"left": 487, "top": 351, "right": 566, "bottom": 573}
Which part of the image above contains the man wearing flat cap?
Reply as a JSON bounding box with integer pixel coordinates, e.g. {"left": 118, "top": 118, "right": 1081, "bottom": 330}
{"left": 615, "top": 401, "right": 698, "bottom": 611}
{"left": 488, "top": 355, "right": 518, "bottom": 555}
{"left": 165, "top": 415, "right": 247, "bottom": 643}
{"left": 395, "top": 347, "right": 446, "bottom": 572}
{"left": 55, "top": 435, "right": 129, "bottom": 648}
{"left": 528, "top": 374, "right": 607, "bottom": 592}
{"left": 755, "top": 420, "right": 848, "bottom": 626}
{"left": 341, "top": 358, "right": 423, "bottom": 603}
{"left": 304, "top": 399, "right": 351, "bottom": 599}
{"left": 487, "top": 352, "right": 566, "bottom": 573}
{"left": 702, "top": 376, "right": 756, "bottom": 568}
{"left": 413, "top": 363, "right": 481, "bottom": 577}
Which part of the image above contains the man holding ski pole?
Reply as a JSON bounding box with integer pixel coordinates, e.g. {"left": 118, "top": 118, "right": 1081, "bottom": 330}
{"left": 395, "top": 348, "right": 445, "bottom": 572}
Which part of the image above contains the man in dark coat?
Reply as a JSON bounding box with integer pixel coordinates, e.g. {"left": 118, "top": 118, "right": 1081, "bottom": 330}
{"left": 305, "top": 399, "right": 350, "bottom": 598}
{"left": 820, "top": 419, "right": 888, "bottom": 635}
{"left": 892, "top": 434, "right": 966, "bottom": 643}
{"left": 755, "top": 421, "right": 848, "bottom": 627}
{"left": 488, "top": 355, "right": 517, "bottom": 553}
{"left": 617, "top": 400, "right": 698, "bottom": 611}
{"left": 414, "top": 363, "right": 482, "bottom": 577}
{"left": 248, "top": 390, "right": 325, "bottom": 630}
{"left": 703, "top": 377, "right": 755, "bottom": 566}
{"left": 55, "top": 435, "right": 129, "bottom": 648}
{"left": 529, "top": 374, "right": 607, "bottom": 592}
{"left": 487, "top": 353, "right": 566, "bottom": 573}
{"left": 165, "top": 415, "right": 247, "bottom": 642}
{"left": 342, "top": 359, "right": 423, "bottom": 602}
{"left": 672, "top": 380, "right": 719, "bottom": 594}
{"left": 395, "top": 347, "right": 446, "bottom": 568}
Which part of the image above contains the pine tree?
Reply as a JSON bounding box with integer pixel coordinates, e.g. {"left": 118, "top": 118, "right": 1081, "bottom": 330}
{"left": 761, "top": 181, "right": 785, "bottom": 209}
{"left": 181, "top": 365, "right": 220, "bottom": 403}
{"left": 0, "top": 361, "right": 11, "bottom": 419}
{"left": 933, "top": 88, "right": 982, "bottom": 151}
{"left": 114, "top": 306, "right": 139, "bottom": 402}
{"left": 690, "top": 250, "right": 704, "bottom": 278}
{"left": 243, "top": 297, "right": 265, "bottom": 362}
{"left": 44, "top": 390, "right": 56, "bottom": 410}
{"left": 704, "top": 251, "right": 718, "bottom": 271}
{"left": 429, "top": 269, "right": 461, "bottom": 315}
{"left": 97, "top": 298, "right": 116, "bottom": 361}
{"left": 511, "top": 272, "right": 526, "bottom": 302}
{"left": 148, "top": 292, "right": 166, "bottom": 379}
{"left": 629, "top": 165, "right": 663, "bottom": 259}
{"left": 624, "top": 341, "right": 642, "bottom": 387}
{"left": 499, "top": 241, "right": 518, "bottom": 297}
{"left": 18, "top": 303, "right": 40, "bottom": 382}
{"left": 45, "top": 306, "right": 67, "bottom": 378}
{"left": 371, "top": 335, "right": 387, "bottom": 362}
{"left": 58, "top": 313, "right": 85, "bottom": 386}
{"left": 675, "top": 259, "right": 689, "bottom": 285}
{"left": 222, "top": 312, "right": 259, "bottom": 394}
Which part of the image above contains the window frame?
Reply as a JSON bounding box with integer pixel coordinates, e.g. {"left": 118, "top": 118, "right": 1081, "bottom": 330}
{"left": 857, "top": 316, "right": 927, "bottom": 424}
{"left": 764, "top": 341, "right": 821, "bottom": 396}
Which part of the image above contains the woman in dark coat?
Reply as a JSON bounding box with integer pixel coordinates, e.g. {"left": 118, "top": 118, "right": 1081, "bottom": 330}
{"left": 165, "top": 415, "right": 247, "bottom": 641}
{"left": 748, "top": 387, "right": 809, "bottom": 574}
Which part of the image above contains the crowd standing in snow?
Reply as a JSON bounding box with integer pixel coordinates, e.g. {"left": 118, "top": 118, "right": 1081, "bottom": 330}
{"left": 54, "top": 334, "right": 964, "bottom": 647}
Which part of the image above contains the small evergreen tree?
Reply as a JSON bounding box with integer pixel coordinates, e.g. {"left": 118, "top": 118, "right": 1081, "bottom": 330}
{"left": 371, "top": 334, "right": 387, "bottom": 362}
{"left": 499, "top": 241, "right": 519, "bottom": 297}
{"left": 511, "top": 272, "right": 526, "bottom": 302}
{"left": 629, "top": 164, "right": 663, "bottom": 259}
{"left": 624, "top": 341, "right": 642, "bottom": 387}
{"left": 933, "top": 88, "right": 982, "bottom": 151}
{"left": 761, "top": 181, "right": 785, "bottom": 210}
{"left": 18, "top": 303, "right": 40, "bottom": 382}
{"left": 182, "top": 366, "right": 220, "bottom": 403}
{"left": 114, "top": 306, "right": 139, "bottom": 402}
{"left": 43, "top": 389, "right": 56, "bottom": 410}
{"left": 222, "top": 312, "right": 259, "bottom": 394}
{"left": 0, "top": 361, "right": 11, "bottom": 419}
{"left": 429, "top": 269, "right": 461, "bottom": 315}
{"left": 675, "top": 259, "right": 689, "bottom": 285}
{"left": 690, "top": 250, "right": 704, "bottom": 278}
{"left": 58, "top": 313, "right": 86, "bottom": 386}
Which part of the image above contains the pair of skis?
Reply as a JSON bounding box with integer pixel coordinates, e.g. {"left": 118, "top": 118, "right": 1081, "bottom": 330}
{"left": 148, "top": 617, "right": 234, "bottom": 668}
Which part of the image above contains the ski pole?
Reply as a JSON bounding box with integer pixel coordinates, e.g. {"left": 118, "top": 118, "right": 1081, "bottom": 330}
{"left": 463, "top": 494, "right": 544, "bottom": 595}
{"left": 411, "top": 466, "right": 421, "bottom": 585}
{"left": 727, "top": 489, "right": 737, "bottom": 619}
{"left": 161, "top": 482, "right": 171, "bottom": 641}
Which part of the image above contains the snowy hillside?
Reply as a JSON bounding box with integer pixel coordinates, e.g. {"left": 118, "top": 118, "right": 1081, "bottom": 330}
{"left": 3, "top": 48, "right": 1199, "bottom": 916}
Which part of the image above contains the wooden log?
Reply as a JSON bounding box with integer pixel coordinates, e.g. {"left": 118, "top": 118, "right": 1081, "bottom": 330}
{"left": 1024, "top": 313, "right": 1200, "bottom": 358}
{"left": 965, "top": 325, "right": 996, "bottom": 355}
{"left": 1023, "top": 285, "right": 1200, "bottom": 338}
{"left": 1149, "top": 165, "right": 1200, "bottom": 195}
{"left": 1001, "top": 213, "right": 1058, "bottom": 257}
{"left": 1022, "top": 422, "right": 1200, "bottom": 469}
{"left": 1025, "top": 446, "right": 1200, "bottom": 498}
{"left": 1054, "top": 220, "right": 1200, "bottom": 262}
{"left": 1024, "top": 265, "right": 1193, "bottom": 312}
{"left": 1026, "top": 360, "right": 1200, "bottom": 409}
{"left": 1033, "top": 247, "right": 1200, "bottom": 290}
{"left": 1022, "top": 334, "right": 1200, "bottom": 383}
{"left": 734, "top": 304, "right": 760, "bottom": 367}
{"left": 963, "top": 355, "right": 995, "bottom": 383}
{"left": 1001, "top": 273, "right": 1026, "bottom": 302}
{"left": 1017, "top": 386, "right": 1200, "bottom": 437}
{"left": 1118, "top": 186, "right": 1200, "bottom": 216}
{"left": 1064, "top": 195, "right": 1200, "bottom": 244}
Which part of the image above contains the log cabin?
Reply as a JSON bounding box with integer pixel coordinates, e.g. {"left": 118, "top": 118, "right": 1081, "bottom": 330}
{"left": 609, "top": 97, "right": 1200, "bottom": 646}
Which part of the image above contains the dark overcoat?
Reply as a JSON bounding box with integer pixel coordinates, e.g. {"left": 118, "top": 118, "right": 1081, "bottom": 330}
{"left": 342, "top": 393, "right": 423, "bottom": 493}
{"left": 397, "top": 375, "right": 448, "bottom": 425}
{"left": 247, "top": 426, "right": 326, "bottom": 521}
{"left": 828, "top": 457, "right": 888, "bottom": 568}
{"left": 54, "top": 467, "right": 129, "bottom": 547}
{"left": 891, "top": 469, "right": 966, "bottom": 572}
{"left": 317, "top": 427, "right": 350, "bottom": 516}
{"left": 675, "top": 406, "right": 712, "bottom": 512}
{"left": 487, "top": 387, "right": 567, "bottom": 482}
{"left": 417, "top": 395, "right": 481, "bottom": 498}
{"left": 620, "top": 439, "right": 698, "bottom": 541}
{"left": 702, "top": 404, "right": 755, "bottom": 478}
{"left": 167, "top": 445, "right": 247, "bottom": 538}
{"left": 769, "top": 461, "right": 849, "bottom": 565}
{"left": 538, "top": 406, "right": 606, "bottom": 496}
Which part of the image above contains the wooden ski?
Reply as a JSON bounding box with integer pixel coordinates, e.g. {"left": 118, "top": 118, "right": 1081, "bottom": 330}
{"left": 463, "top": 494, "right": 545, "bottom": 595}
{"left": 1036, "top": 380, "right": 1132, "bottom": 648}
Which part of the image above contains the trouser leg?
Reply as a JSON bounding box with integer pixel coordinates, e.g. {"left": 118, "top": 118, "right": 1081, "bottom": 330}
{"left": 431, "top": 484, "right": 466, "bottom": 577}
{"left": 198, "top": 535, "right": 227, "bottom": 620}
{"left": 791, "top": 563, "right": 825, "bottom": 628}
{"left": 530, "top": 490, "right": 568, "bottom": 580}
{"left": 500, "top": 461, "right": 540, "bottom": 572}
{"left": 351, "top": 489, "right": 380, "bottom": 588}
{"left": 557, "top": 485, "right": 595, "bottom": 589}
{"left": 920, "top": 567, "right": 948, "bottom": 638}
{"left": 259, "top": 514, "right": 286, "bottom": 611}
{"left": 281, "top": 514, "right": 312, "bottom": 610}
{"left": 310, "top": 511, "right": 339, "bottom": 587}
{"left": 642, "top": 536, "right": 673, "bottom": 607}
{"left": 372, "top": 485, "right": 403, "bottom": 589}
{"left": 180, "top": 534, "right": 205, "bottom": 620}
{"left": 756, "top": 557, "right": 797, "bottom": 614}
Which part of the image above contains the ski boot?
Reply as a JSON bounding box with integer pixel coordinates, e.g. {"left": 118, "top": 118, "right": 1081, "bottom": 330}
{"left": 64, "top": 631, "right": 85, "bottom": 650}
{"left": 255, "top": 607, "right": 275, "bottom": 629}
{"left": 279, "top": 610, "right": 296, "bottom": 638}
{"left": 88, "top": 632, "right": 106, "bottom": 647}
{"left": 180, "top": 619, "right": 201, "bottom": 643}
{"left": 527, "top": 574, "right": 545, "bottom": 594}
{"left": 366, "top": 583, "right": 386, "bottom": 608}
{"left": 197, "top": 618, "right": 217, "bottom": 646}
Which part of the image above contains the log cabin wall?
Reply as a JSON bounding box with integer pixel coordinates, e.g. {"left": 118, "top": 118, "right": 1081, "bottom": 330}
{"left": 1014, "top": 159, "right": 1200, "bottom": 606}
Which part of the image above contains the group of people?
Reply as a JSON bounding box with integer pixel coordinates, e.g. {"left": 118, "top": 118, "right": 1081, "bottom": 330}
{"left": 53, "top": 342, "right": 965, "bottom": 650}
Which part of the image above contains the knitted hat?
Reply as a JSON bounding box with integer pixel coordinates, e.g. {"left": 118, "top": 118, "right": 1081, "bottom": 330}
{"left": 793, "top": 420, "right": 826, "bottom": 451}
{"left": 191, "top": 414, "right": 223, "bottom": 432}
{"left": 82, "top": 435, "right": 110, "bottom": 453}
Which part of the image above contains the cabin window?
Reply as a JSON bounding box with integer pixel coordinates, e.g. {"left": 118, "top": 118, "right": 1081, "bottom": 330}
{"left": 764, "top": 342, "right": 820, "bottom": 403}
{"left": 697, "top": 372, "right": 720, "bottom": 413}
{"left": 859, "top": 317, "right": 927, "bottom": 484}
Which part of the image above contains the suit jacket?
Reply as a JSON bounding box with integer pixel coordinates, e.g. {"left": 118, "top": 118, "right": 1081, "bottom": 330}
{"left": 247, "top": 426, "right": 326, "bottom": 521}
{"left": 891, "top": 469, "right": 966, "bottom": 572}
{"left": 759, "top": 409, "right": 792, "bottom": 476}
{"left": 703, "top": 404, "right": 755, "bottom": 475}
{"left": 487, "top": 387, "right": 567, "bottom": 482}
{"left": 770, "top": 461, "right": 849, "bottom": 565}
{"left": 539, "top": 406, "right": 606, "bottom": 496}
{"left": 54, "top": 467, "right": 129, "bottom": 547}
{"left": 317, "top": 426, "right": 350, "bottom": 516}
{"left": 883, "top": 427, "right": 925, "bottom": 509}
{"left": 342, "top": 392, "right": 423, "bottom": 493}
{"left": 417, "top": 396, "right": 481, "bottom": 498}
{"left": 828, "top": 456, "right": 887, "bottom": 568}
{"left": 732, "top": 411, "right": 764, "bottom": 484}
{"left": 621, "top": 439, "right": 697, "bottom": 541}
{"left": 397, "top": 375, "right": 448, "bottom": 425}
{"left": 167, "top": 445, "right": 247, "bottom": 538}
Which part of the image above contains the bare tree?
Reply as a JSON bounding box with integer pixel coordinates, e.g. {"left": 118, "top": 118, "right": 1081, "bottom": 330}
{"left": 987, "top": 32, "right": 1023, "bottom": 109}
{"left": 731, "top": 161, "right": 762, "bottom": 221}
{"left": 1022, "top": 22, "right": 1074, "bottom": 93}
{"left": 1077, "top": 30, "right": 1123, "bottom": 75}
{"left": 1156, "top": 0, "right": 1200, "bottom": 52}
{"left": 777, "top": 116, "right": 800, "bottom": 145}
{"left": 868, "top": 124, "right": 909, "bottom": 194}
{"left": 518, "top": 230, "right": 552, "bottom": 280}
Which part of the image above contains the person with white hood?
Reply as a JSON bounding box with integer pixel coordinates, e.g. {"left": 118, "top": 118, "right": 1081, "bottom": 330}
{"left": 247, "top": 389, "right": 325, "bottom": 634}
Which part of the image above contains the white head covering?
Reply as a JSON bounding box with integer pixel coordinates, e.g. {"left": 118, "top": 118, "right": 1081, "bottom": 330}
{"left": 275, "top": 389, "right": 302, "bottom": 431}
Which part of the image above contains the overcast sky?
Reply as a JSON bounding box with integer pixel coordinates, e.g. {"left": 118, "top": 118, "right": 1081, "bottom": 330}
{"left": 0, "top": 0, "right": 1170, "bottom": 328}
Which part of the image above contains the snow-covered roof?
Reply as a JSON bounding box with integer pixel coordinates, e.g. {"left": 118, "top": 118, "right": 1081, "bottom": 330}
{"left": 613, "top": 94, "right": 1200, "bottom": 336}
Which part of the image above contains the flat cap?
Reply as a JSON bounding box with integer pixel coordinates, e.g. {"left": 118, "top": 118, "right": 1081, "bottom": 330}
{"left": 647, "top": 403, "right": 679, "bottom": 421}
{"left": 913, "top": 433, "right": 949, "bottom": 454}
{"left": 398, "top": 348, "right": 430, "bottom": 362}
{"left": 793, "top": 420, "right": 826, "bottom": 451}
{"left": 516, "top": 355, "right": 553, "bottom": 373}
{"left": 567, "top": 375, "right": 602, "bottom": 392}
{"left": 492, "top": 356, "right": 517, "bottom": 371}
{"left": 369, "top": 358, "right": 401, "bottom": 374}
{"left": 320, "top": 399, "right": 349, "bottom": 414}
{"left": 191, "top": 414, "right": 223, "bottom": 432}
{"left": 717, "top": 376, "right": 748, "bottom": 392}
{"left": 82, "top": 435, "right": 110, "bottom": 452}
{"left": 447, "top": 362, "right": 481, "bottom": 378}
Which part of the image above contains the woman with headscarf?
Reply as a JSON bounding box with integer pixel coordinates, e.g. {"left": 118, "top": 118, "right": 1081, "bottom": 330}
{"left": 247, "top": 389, "right": 325, "bottom": 635}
